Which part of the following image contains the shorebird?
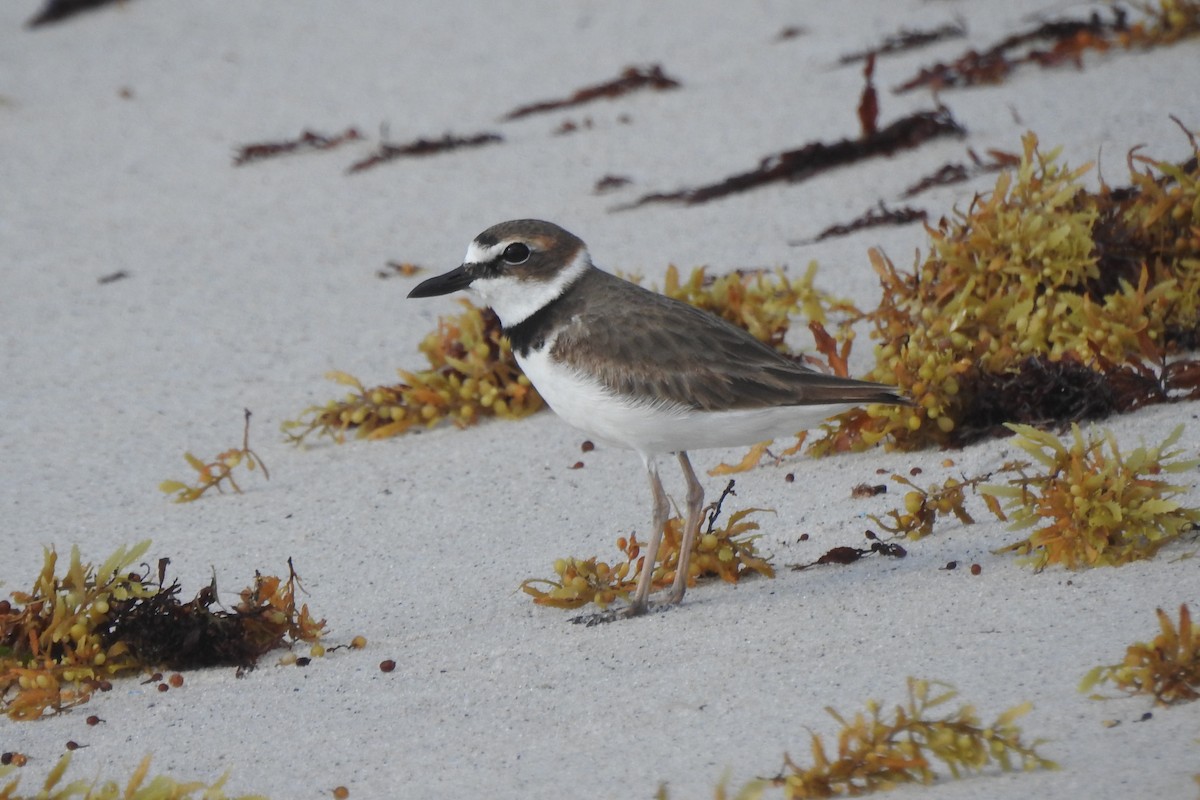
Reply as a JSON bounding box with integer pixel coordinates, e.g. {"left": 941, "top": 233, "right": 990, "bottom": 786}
{"left": 409, "top": 219, "right": 910, "bottom": 615}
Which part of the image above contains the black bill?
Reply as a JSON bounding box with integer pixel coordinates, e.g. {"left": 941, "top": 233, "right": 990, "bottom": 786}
{"left": 407, "top": 264, "right": 475, "bottom": 298}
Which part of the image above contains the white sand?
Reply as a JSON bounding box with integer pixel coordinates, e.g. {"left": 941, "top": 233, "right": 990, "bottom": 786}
{"left": 3, "top": 1, "right": 1199, "bottom": 797}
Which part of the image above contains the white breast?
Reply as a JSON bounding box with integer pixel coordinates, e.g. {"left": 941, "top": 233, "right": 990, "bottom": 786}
{"left": 516, "top": 344, "right": 853, "bottom": 457}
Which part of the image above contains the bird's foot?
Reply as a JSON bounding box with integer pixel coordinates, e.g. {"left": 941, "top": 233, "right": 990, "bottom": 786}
{"left": 569, "top": 601, "right": 673, "bottom": 626}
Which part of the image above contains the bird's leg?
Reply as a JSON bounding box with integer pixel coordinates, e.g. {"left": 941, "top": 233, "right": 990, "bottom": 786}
{"left": 667, "top": 451, "right": 704, "bottom": 605}
{"left": 627, "top": 456, "right": 669, "bottom": 617}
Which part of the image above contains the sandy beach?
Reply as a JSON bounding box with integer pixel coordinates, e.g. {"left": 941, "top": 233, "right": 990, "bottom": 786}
{"left": 3, "top": 1, "right": 1199, "bottom": 797}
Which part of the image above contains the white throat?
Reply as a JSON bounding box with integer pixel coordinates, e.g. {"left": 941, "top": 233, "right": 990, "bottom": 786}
{"left": 467, "top": 246, "right": 591, "bottom": 327}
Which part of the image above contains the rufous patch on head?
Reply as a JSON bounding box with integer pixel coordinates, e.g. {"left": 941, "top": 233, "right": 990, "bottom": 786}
{"left": 526, "top": 234, "right": 555, "bottom": 251}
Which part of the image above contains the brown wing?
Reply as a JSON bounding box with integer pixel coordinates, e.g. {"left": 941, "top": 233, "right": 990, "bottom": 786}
{"left": 550, "top": 270, "right": 908, "bottom": 411}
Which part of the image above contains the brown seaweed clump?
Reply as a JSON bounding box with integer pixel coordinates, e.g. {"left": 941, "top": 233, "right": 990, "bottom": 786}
{"left": 820, "top": 130, "right": 1200, "bottom": 452}
{"left": 1, "top": 542, "right": 325, "bottom": 720}
{"left": 1082, "top": 604, "right": 1200, "bottom": 705}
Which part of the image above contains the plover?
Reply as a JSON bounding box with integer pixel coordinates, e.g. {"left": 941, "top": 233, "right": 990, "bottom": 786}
{"left": 409, "top": 219, "right": 911, "bottom": 616}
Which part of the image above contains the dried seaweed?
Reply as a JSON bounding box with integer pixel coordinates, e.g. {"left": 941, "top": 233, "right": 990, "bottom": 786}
{"left": 1, "top": 543, "right": 325, "bottom": 720}
{"left": 96, "top": 270, "right": 129, "bottom": 285}
{"left": 105, "top": 560, "right": 323, "bottom": 672}
{"left": 857, "top": 54, "right": 879, "bottom": 138}
{"left": 955, "top": 330, "right": 1200, "bottom": 438}
{"left": 617, "top": 108, "right": 966, "bottom": 209}
{"left": 789, "top": 536, "right": 907, "bottom": 570}
{"left": 953, "top": 356, "right": 1117, "bottom": 445}
{"left": 983, "top": 423, "right": 1200, "bottom": 569}
{"left": 866, "top": 472, "right": 997, "bottom": 540}
{"left": 900, "top": 147, "right": 1021, "bottom": 198}
{"left": 346, "top": 131, "right": 502, "bottom": 174}
{"left": 1100, "top": 352, "right": 1200, "bottom": 411}
{"left": 0, "top": 753, "right": 265, "bottom": 800}
{"left": 283, "top": 303, "right": 541, "bottom": 443}
{"left": 377, "top": 261, "right": 425, "bottom": 280}
{"left": 795, "top": 201, "right": 927, "bottom": 244}
{"left": 553, "top": 117, "right": 593, "bottom": 135}
{"left": 499, "top": 64, "right": 680, "bottom": 121}
{"left": 897, "top": 9, "right": 1129, "bottom": 92}
{"left": 896, "top": 2, "right": 1200, "bottom": 93}
{"left": 652, "top": 262, "right": 851, "bottom": 350}
{"left": 25, "top": 0, "right": 123, "bottom": 27}
{"left": 819, "top": 130, "right": 1200, "bottom": 452}
{"left": 835, "top": 424, "right": 1200, "bottom": 570}
{"left": 774, "top": 25, "right": 808, "bottom": 42}
{"left": 233, "top": 127, "right": 362, "bottom": 166}
{"left": 159, "top": 409, "right": 269, "bottom": 502}
{"left": 593, "top": 174, "right": 633, "bottom": 194}
{"left": 839, "top": 21, "right": 968, "bottom": 64}
{"left": 1082, "top": 604, "right": 1200, "bottom": 705}
{"left": 521, "top": 481, "right": 773, "bottom": 610}
{"left": 702, "top": 679, "right": 1055, "bottom": 798}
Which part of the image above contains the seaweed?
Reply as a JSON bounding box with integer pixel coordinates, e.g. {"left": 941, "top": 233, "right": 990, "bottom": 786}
{"left": 687, "top": 679, "right": 1055, "bottom": 798}
{"left": 1082, "top": 604, "right": 1200, "bottom": 705}
{"left": 952, "top": 355, "right": 1117, "bottom": 444}
{"left": 774, "top": 679, "right": 1055, "bottom": 795}
{"left": 283, "top": 303, "right": 541, "bottom": 443}
{"left": 233, "top": 128, "right": 362, "bottom": 166}
{"left": 897, "top": 2, "right": 1200, "bottom": 93}
{"left": 346, "top": 131, "right": 502, "bottom": 174}
{"left": 983, "top": 423, "right": 1200, "bottom": 569}
{"left": 836, "top": 424, "right": 1200, "bottom": 570}
{"left": 521, "top": 481, "right": 773, "bottom": 610}
{"left": 376, "top": 261, "right": 425, "bottom": 280}
{"left": 1, "top": 543, "right": 325, "bottom": 720}
{"left": 819, "top": 130, "right": 1200, "bottom": 452}
{"left": 617, "top": 108, "right": 966, "bottom": 209}
{"left": 651, "top": 263, "right": 852, "bottom": 351}
{"left": 900, "top": 147, "right": 1020, "bottom": 198}
{"left": 499, "top": 64, "right": 680, "bottom": 121}
{"left": 593, "top": 174, "right": 633, "bottom": 194}
{"left": 896, "top": 9, "right": 1128, "bottom": 92}
{"left": 104, "top": 559, "right": 323, "bottom": 672}
{"left": 96, "top": 270, "right": 130, "bottom": 285}
{"left": 788, "top": 534, "right": 907, "bottom": 570}
{"left": 0, "top": 753, "right": 266, "bottom": 800}
{"left": 774, "top": 26, "right": 808, "bottom": 42}
{"left": 857, "top": 54, "right": 879, "bottom": 138}
{"left": 865, "top": 472, "right": 997, "bottom": 540}
{"left": 839, "top": 21, "right": 968, "bottom": 64}
{"left": 160, "top": 410, "right": 269, "bottom": 502}
{"left": 794, "top": 201, "right": 927, "bottom": 245}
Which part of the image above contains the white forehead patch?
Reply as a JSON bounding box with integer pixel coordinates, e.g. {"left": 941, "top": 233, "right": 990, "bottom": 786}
{"left": 464, "top": 239, "right": 504, "bottom": 265}
{"left": 468, "top": 245, "right": 590, "bottom": 328}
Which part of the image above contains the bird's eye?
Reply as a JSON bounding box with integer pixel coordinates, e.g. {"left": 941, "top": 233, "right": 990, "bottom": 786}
{"left": 501, "top": 242, "right": 530, "bottom": 264}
